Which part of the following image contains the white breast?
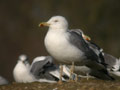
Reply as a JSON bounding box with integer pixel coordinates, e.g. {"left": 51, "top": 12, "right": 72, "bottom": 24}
{"left": 44, "top": 30, "right": 85, "bottom": 64}
{"left": 13, "top": 62, "right": 35, "bottom": 83}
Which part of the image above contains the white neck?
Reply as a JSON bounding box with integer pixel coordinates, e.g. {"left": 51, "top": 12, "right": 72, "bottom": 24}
{"left": 48, "top": 27, "right": 68, "bottom": 34}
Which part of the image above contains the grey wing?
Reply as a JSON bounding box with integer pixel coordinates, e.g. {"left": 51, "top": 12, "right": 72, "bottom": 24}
{"left": 70, "top": 29, "right": 103, "bottom": 52}
{"left": 30, "top": 60, "right": 48, "bottom": 78}
{"left": 30, "top": 56, "right": 53, "bottom": 77}
{"left": 30, "top": 57, "right": 59, "bottom": 80}
{"left": 104, "top": 53, "right": 118, "bottom": 68}
{"left": 70, "top": 29, "right": 104, "bottom": 59}
{"left": 86, "top": 41, "right": 106, "bottom": 65}
{"left": 70, "top": 29, "right": 84, "bottom": 35}
{"left": 68, "top": 30, "right": 99, "bottom": 62}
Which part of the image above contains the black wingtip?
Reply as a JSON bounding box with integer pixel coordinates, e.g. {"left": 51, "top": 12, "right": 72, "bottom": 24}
{"left": 90, "top": 69, "right": 115, "bottom": 81}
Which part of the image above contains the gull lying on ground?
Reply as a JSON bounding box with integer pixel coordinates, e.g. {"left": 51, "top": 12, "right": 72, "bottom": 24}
{"left": 13, "top": 54, "right": 35, "bottom": 83}
{"left": 103, "top": 53, "right": 120, "bottom": 78}
{"left": 0, "top": 76, "right": 9, "bottom": 85}
{"left": 13, "top": 54, "right": 71, "bottom": 83}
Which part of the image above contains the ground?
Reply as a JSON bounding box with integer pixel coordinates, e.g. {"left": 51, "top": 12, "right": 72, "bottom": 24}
{"left": 0, "top": 78, "right": 120, "bottom": 90}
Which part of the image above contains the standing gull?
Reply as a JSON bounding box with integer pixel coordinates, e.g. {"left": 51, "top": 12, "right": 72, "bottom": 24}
{"left": 39, "top": 16, "right": 114, "bottom": 80}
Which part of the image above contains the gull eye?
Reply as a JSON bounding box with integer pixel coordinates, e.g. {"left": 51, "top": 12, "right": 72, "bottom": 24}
{"left": 54, "top": 20, "right": 58, "bottom": 22}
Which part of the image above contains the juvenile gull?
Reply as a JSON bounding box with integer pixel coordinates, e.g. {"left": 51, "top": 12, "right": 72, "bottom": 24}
{"left": 13, "top": 54, "right": 36, "bottom": 83}
{"left": 13, "top": 54, "right": 70, "bottom": 83}
{"left": 39, "top": 16, "right": 114, "bottom": 80}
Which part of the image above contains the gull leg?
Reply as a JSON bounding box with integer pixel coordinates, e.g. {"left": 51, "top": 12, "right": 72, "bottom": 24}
{"left": 69, "top": 62, "right": 75, "bottom": 81}
{"left": 75, "top": 74, "right": 78, "bottom": 82}
{"left": 58, "top": 65, "right": 63, "bottom": 84}
{"left": 78, "top": 74, "right": 94, "bottom": 79}
{"left": 86, "top": 73, "right": 89, "bottom": 80}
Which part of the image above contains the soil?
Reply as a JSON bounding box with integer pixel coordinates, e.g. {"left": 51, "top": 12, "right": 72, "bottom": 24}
{"left": 0, "top": 78, "right": 120, "bottom": 90}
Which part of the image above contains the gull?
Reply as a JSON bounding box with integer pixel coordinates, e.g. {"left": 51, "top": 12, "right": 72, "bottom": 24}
{"left": 39, "top": 16, "right": 114, "bottom": 81}
{"left": 13, "top": 54, "right": 70, "bottom": 83}
{"left": 13, "top": 54, "right": 36, "bottom": 83}
{"left": 30, "top": 56, "right": 71, "bottom": 82}
{"left": 0, "top": 76, "right": 9, "bottom": 85}
{"left": 104, "top": 53, "right": 120, "bottom": 78}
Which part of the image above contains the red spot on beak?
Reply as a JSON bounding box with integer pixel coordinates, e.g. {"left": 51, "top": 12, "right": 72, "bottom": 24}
{"left": 40, "top": 24, "right": 44, "bottom": 27}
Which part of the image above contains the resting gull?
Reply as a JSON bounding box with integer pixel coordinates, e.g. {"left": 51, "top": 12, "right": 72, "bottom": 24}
{"left": 0, "top": 76, "right": 9, "bottom": 85}
{"left": 103, "top": 53, "right": 120, "bottom": 78}
{"left": 13, "top": 54, "right": 36, "bottom": 83}
{"left": 13, "top": 54, "right": 71, "bottom": 83}
{"left": 39, "top": 16, "right": 114, "bottom": 81}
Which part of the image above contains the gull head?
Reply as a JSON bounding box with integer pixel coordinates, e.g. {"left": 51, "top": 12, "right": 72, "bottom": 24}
{"left": 39, "top": 16, "right": 68, "bottom": 30}
{"left": 18, "top": 54, "right": 29, "bottom": 65}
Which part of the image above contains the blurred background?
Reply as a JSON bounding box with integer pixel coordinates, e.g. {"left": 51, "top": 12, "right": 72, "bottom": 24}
{"left": 0, "top": 0, "right": 120, "bottom": 82}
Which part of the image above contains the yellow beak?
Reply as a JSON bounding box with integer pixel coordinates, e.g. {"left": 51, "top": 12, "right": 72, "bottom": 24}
{"left": 83, "top": 34, "right": 91, "bottom": 41}
{"left": 38, "top": 22, "right": 50, "bottom": 27}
